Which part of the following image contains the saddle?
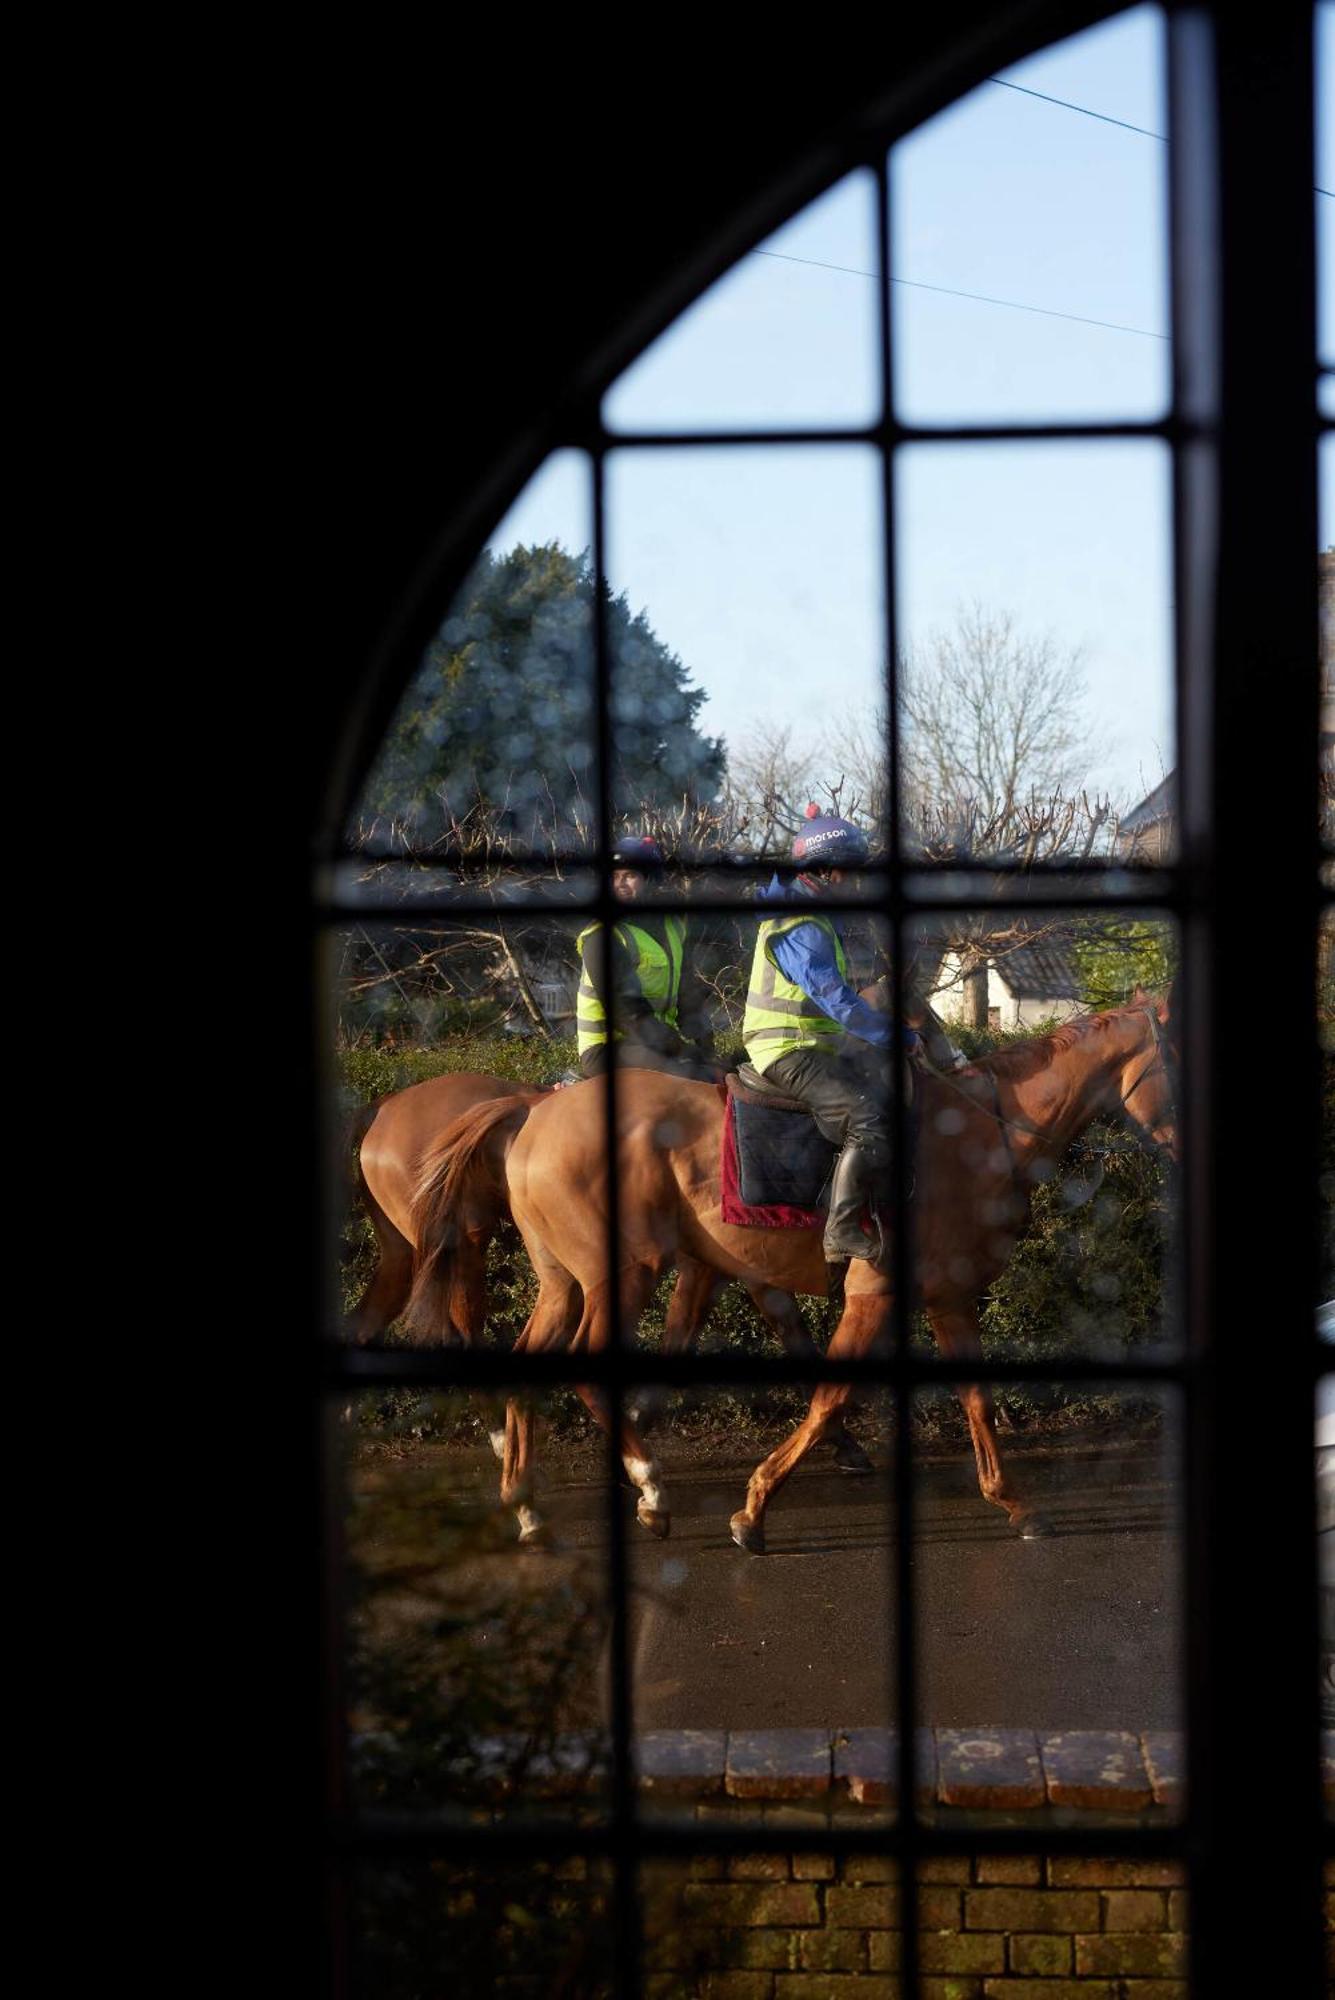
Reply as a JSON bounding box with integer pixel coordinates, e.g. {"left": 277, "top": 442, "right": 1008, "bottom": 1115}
{"left": 720, "top": 1062, "right": 918, "bottom": 1229}
{"left": 723, "top": 1068, "right": 839, "bottom": 1219}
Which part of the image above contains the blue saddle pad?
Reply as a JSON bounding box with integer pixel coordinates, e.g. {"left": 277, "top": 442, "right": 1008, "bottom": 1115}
{"left": 733, "top": 1095, "right": 837, "bottom": 1211}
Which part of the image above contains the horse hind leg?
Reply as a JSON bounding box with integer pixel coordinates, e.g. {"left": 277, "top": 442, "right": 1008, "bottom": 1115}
{"left": 345, "top": 1195, "right": 413, "bottom": 1346}
{"left": 745, "top": 1282, "right": 876, "bottom": 1477}
{"left": 626, "top": 1257, "right": 720, "bottom": 1436}
{"left": 573, "top": 1260, "right": 674, "bottom": 1539}
{"left": 500, "top": 1272, "right": 581, "bottom": 1545}
{"left": 928, "top": 1303, "right": 1052, "bottom": 1539}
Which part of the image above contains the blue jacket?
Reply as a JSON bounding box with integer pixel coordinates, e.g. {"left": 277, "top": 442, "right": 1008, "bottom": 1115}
{"left": 757, "top": 875, "right": 916, "bottom": 1051}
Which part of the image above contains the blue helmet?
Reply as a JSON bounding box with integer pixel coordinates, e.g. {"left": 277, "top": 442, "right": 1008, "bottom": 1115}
{"left": 791, "top": 804, "right": 869, "bottom": 869}
{"left": 612, "top": 834, "right": 666, "bottom": 872}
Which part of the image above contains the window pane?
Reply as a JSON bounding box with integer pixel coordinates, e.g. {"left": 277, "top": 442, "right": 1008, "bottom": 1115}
{"left": 642, "top": 1855, "right": 901, "bottom": 1988}
{"left": 627, "top": 1379, "right": 896, "bottom": 1736}
{"left": 330, "top": 915, "right": 590, "bottom": 1074}
{"left": 905, "top": 907, "right": 1182, "bottom": 1354}
{"left": 603, "top": 171, "right": 880, "bottom": 435}
{"left": 349, "top": 450, "right": 596, "bottom": 860}
{"left": 914, "top": 1383, "right": 1185, "bottom": 1820}
{"left": 605, "top": 444, "right": 887, "bottom": 842}
{"left": 891, "top": 6, "right": 1169, "bottom": 424}
{"left": 896, "top": 441, "right": 1175, "bottom": 865}
{"left": 349, "top": 1856, "right": 613, "bottom": 1998}
{"left": 339, "top": 1389, "right": 613, "bottom": 1820}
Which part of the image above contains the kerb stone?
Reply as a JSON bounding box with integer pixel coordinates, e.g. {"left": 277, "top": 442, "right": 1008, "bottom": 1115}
{"left": 936, "top": 1729, "right": 1044, "bottom": 1809}
{"left": 1141, "top": 1731, "right": 1186, "bottom": 1812}
{"left": 726, "top": 1729, "right": 831, "bottom": 1800}
{"left": 833, "top": 1726, "right": 935, "bottom": 1807}
{"left": 1039, "top": 1731, "right": 1152, "bottom": 1811}
{"left": 636, "top": 1729, "right": 726, "bottom": 1797}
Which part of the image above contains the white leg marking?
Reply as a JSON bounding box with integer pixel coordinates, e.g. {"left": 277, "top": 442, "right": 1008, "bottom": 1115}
{"left": 489, "top": 1429, "right": 507, "bottom": 1461}
{"left": 625, "top": 1456, "right": 667, "bottom": 1515}
{"left": 517, "top": 1505, "right": 543, "bottom": 1541}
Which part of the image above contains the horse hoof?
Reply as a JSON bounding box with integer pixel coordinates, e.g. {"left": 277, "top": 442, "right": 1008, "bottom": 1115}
{"left": 729, "top": 1511, "right": 766, "bottom": 1556}
{"left": 637, "top": 1507, "right": 671, "bottom": 1540}
{"left": 1018, "top": 1511, "right": 1054, "bottom": 1539}
{"left": 832, "top": 1438, "right": 875, "bottom": 1476}
{"left": 518, "top": 1519, "right": 548, "bottom": 1547}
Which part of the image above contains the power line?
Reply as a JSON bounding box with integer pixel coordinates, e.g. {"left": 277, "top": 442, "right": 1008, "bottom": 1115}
{"left": 752, "top": 247, "right": 1168, "bottom": 341}
{"left": 985, "top": 72, "right": 1333, "bottom": 197}
{"left": 986, "top": 74, "right": 1165, "bottom": 141}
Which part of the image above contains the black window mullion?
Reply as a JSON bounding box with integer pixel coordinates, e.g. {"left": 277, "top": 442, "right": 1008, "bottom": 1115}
{"left": 590, "top": 443, "right": 642, "bottom": 1995}
{"left": 1172, "top": 6, "right": 1324, "bottom": 1993}
{"left": 878, "top": 144, "right": 925, "bottom": 1995}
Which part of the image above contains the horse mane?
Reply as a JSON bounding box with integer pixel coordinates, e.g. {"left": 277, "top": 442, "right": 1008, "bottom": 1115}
{"left": 965, "top": 992, "right": 1165, "bottom": 1084}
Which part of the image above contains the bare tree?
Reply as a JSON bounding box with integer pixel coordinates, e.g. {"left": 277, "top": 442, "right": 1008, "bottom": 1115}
{"left": 825, "top": 606, "right": 1132, "bottom": 1031}
{"left": 900, "top": 602, "right": 1101, "bottom": 825}
{"left": 721, "top": 723, "right": 823, "bottom": 854}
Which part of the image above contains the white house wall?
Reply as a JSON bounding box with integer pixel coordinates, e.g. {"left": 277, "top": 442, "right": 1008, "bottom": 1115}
{"left": 932, "top": 954, "right": 1085, "bottom": 1031}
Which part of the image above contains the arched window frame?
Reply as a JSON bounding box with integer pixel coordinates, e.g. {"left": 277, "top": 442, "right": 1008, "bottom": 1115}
{"left": 313, "top": 10, "right": 1328, "bottom": 1991}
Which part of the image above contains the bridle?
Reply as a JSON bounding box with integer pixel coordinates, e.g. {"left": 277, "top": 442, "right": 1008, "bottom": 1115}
{"left": 1117, "top": 1004, "right": 1178, "bottom": 1154}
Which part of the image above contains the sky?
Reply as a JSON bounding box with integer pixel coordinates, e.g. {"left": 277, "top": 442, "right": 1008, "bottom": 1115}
{"left": 375, "top": 4, "right": 1335, "bottom": 818}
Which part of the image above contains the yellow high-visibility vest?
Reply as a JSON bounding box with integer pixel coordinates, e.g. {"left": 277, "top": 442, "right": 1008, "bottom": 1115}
{"left": 742, "top": 912, "right": 847, "bottom": 1073}
{"left": 575, "top": 916, "right": 685, "bottom": 1057}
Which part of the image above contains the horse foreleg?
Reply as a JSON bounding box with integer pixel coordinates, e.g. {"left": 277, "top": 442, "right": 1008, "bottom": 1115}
{"left": 745, "top": 1282, "right": 875, "bottom": 1477}
{"left": 929, "top": 1304, "right": 1051, "bottom": 1539}
{"left": 729, "top": 1287, "right": 891, "bottom": 1555}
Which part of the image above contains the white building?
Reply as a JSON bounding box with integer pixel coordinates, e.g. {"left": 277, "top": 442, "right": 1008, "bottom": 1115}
{"left": 933, "top": 936, "right": 1085, "bottom": 1032}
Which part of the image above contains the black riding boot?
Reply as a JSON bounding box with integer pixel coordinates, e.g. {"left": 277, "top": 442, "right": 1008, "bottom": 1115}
{"left": 822, "top": 1142, "right": 885, "bottom": 1263}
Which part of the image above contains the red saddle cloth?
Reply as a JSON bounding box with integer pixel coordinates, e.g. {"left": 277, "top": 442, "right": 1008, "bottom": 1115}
{"left": 719, "top": 1089, "right": 824, "bottom": 1230}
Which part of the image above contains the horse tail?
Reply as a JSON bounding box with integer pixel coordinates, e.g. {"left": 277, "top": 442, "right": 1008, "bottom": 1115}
{"left": 403, "top": 1094, "right": 534, "bottom": 1341}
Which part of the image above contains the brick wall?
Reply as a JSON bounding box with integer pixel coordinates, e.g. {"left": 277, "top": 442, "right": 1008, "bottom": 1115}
{"left": 641, "top": 1850, "right": 1194, "bottom": 1997}
{"left": 463, "top": 1725, "right": 1335, "bottom": 1991}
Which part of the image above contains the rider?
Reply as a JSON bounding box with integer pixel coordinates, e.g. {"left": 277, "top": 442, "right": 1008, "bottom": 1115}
{"left": 742, "top": 807, "right": 920, "bottom": 1265}
{"left": 576, "top": 835, "right": 716, "bottom": 1081}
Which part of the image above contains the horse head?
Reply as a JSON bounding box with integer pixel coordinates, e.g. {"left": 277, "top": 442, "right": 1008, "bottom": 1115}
{"left": 1116, "top": 985, "right": 1180, "bottom": 1163}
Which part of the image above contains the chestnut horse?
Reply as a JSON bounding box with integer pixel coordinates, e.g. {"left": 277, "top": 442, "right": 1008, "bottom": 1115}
{"left": 407, "top": 993, "right": 1178, "bottom": 1549}
{"left": 350, "top": 1069, "right": 873, "bottom": 1486}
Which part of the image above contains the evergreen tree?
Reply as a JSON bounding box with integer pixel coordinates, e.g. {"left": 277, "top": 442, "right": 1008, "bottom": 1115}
{"left": 360, "top": 542, "right": 724, "bottom": 846}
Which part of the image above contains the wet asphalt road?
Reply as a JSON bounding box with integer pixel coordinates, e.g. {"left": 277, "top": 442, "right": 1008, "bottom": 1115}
{"left": 526, "top": 1440, "right": 1182, "bottom": 1732}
